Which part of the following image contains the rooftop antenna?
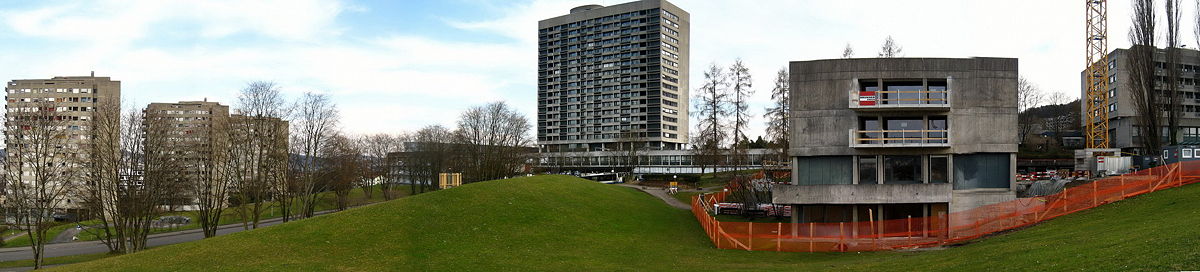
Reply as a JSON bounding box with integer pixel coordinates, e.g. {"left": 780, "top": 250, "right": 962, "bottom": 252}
{"left": 90, "top": 71, "right": 94, "bottom": 77}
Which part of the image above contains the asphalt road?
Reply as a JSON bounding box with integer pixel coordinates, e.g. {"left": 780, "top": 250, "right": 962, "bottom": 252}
{"left": 0, "top": 209, "right": 338, "bottom": 262}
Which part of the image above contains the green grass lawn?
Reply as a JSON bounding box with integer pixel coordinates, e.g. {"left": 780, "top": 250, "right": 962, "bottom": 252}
{"left": 7, "top": 185, "right": 413, "bottom": 248}
{"left": 0, "top": 253, "right": 115, "bottom": 269}
{"left": 3, "top": 221, "right": 99, "bottom": 248}
{"left": 53, "top": 175, "right": 1200, "bottom": 271}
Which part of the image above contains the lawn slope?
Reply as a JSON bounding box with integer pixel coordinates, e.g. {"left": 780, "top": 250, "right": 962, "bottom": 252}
{"left": 57, "top": 175, "right": 1200, "bottom": 271}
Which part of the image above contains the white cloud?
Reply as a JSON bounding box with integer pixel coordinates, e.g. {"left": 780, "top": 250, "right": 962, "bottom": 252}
{"left": 0, "top": 0, "right": 533, "bottom": 135}
{"left": 4, "top": 0, "right": 1188, "bottom": 140}
{"left": 4, "top": 0, "right": 344, "bottom": 44}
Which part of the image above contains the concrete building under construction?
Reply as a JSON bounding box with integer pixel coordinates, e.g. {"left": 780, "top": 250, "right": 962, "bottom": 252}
{"left": 775, "top": 57, "right": 1019, "bottom": 226}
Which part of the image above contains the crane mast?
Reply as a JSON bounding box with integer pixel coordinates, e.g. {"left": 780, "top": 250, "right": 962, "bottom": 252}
{"left": 1085, "top": 0, "right": 1110, "bottom": 148}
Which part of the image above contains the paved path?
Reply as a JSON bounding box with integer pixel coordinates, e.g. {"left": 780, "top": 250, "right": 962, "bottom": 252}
{"left": 617, "top": 184, "right": 697, "bottom": 210}
{"left": 0, "top": 208, "right": 345, "bottom": 262}
{"left": 49, "top": 227, "right": 83, "bottom": 244}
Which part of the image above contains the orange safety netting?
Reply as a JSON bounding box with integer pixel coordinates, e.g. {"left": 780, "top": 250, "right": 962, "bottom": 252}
{"left": 691, "top": 160, "right": 1200, "bottom": 252}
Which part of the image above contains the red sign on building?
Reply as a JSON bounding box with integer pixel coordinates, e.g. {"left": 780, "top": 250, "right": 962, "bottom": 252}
{"left": 859, "top": 91, "right": 877, "bottom": 106}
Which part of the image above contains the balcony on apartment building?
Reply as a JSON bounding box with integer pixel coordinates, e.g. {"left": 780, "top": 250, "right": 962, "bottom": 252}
{"left": 850, "top": 116, "right": 950, "bottom": 148}
{"left": 850, "top": 78, "right": 950, "bottom": 110}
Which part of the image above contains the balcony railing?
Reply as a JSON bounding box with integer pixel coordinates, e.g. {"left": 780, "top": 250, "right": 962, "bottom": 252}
{"left": 850, "top": 89, "right": 950, "bottom": 109}
{"left": 850, "top": 129, "right": 950, "bottom": 148}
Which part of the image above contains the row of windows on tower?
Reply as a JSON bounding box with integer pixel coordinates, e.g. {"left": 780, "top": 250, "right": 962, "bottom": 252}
{"left": 538, "top": 8, "right": 662, "bottom": 32}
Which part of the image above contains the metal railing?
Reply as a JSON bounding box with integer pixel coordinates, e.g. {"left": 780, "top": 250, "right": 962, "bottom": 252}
{"left": 851, "top": 129, "right": 949, "bottom": 146}
{"left": 855, "top": 90, "right": 949, "bottom": 107}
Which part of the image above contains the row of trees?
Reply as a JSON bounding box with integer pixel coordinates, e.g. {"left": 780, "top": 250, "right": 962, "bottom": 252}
{"left": 2, "top": 80, "right": 532, "bottom": 268}
{"left": 1126, "top": 0, "right": 1192, "bottom": 157}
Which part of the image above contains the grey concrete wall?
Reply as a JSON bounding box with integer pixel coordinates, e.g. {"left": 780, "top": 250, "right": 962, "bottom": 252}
{"left": 772, "top": 183, "right": 952, "bottom": 204}
{"left": 789, "top": 57, "right": 1018, "bottom": 157}
{"left": 949, "top": 189, "right": 1015, "bottom": 213}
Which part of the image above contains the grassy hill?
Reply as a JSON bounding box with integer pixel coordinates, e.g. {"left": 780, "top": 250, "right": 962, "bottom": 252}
{"left": 56, "top": 175, "right": 1200, "bottom": 271}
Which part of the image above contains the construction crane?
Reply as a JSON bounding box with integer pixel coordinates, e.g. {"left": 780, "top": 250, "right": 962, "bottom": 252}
{"left": 1085, "top": 0, "right": 1110, "bottom": 148}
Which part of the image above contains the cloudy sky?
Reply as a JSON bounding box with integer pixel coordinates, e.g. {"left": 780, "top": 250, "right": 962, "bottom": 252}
{"left": 0, "top": 0, "right": 1191, "bottom": 140}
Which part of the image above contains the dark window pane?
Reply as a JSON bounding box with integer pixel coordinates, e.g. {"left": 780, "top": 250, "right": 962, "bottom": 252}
{"left": 927, "top": 116, "right": 948, "bottom": 143}
{"left": 953, "top": 153, "right": 1011, "bottom": 189}
{"left": 929, "top": 156, "right": 948, "bottom": 183}
{"left": 860, "top": 79, "right": 879, "bottom": 92}
{"left": 884, "top": 155, "right": 922, "bottom": 184}
{"left": 859, "top": 156, "right": 878, "bottom": 185}
{"left": 796, "top": 156, "right": 853, "bottom": 185}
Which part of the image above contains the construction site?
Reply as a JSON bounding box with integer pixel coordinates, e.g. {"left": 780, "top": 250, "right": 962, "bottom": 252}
{"left": 687, "top": 0, "right": 1200, "bottom": 253}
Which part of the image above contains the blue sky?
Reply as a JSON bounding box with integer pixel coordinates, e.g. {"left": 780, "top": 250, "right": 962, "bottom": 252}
{"left": 0, "top": 0, "right": 1174, "bottom": 140}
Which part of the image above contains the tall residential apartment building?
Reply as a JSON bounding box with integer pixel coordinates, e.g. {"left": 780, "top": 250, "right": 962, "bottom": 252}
{"left": 776, "top": 58, "right": 1018, "bottom": 227}
{"left": 228, "top": 113, "right": 289, "bottom": 196}
{"left": 144, "top": 101, "right": 230, "bottom": 208}
{"left": 5, "top": 75, "right": 121, "bottom": 208}
{"left": 537, "top": 0, "right": 690, "bottom": 155}
{"left": 1081, "top": 46, "right": 1200, "bottom": 154}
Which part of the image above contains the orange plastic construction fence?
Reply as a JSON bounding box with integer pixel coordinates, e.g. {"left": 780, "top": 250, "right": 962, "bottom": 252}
{"left": 691, "top": 161, "right": 1200, "bottom": 252}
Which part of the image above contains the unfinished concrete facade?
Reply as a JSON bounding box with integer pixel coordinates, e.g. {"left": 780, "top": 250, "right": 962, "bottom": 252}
{"left": 774, "top": 58, "right": 1019, "bottom": 226}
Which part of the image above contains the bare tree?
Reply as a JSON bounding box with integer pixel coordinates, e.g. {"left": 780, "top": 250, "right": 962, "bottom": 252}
{"left": 1046, "top": 91, "right": 1070, "bottom": 106}
{"left": 142, "top": 103, "right": 234, "bottom": 239}
{"left": 1129, "top": 0, "right": 1162, "bottom": 156}
{"left": 291, "top": 92, "right": 339, "bottom": 218}
{"left": 81, "top": 101, "right": 169, "bottom": 254}
{"left": 1017, "top": 77, "right": 1046, "bottom": 145}
{"left": 452, "top": 101, "right": 532, "bottom": 183}
{"left": 359, "top": 133, "right": 402, "bottom": 200}
{"left": 4, "top": 100, "right": 85, "bottom": 268}
{"left": 841, "top": 43, "right": 855, "bottom": 58}
{"left": 763, "top": 67, "right": 790, "bottom": 164}
{"left": 1166, "top": 0, "right": 1183, "bottom": 145}
{"left": 691, "top": 63, "right": 730, "bottom": 175}
{"left": 406, "top": 125, "right": 453, "bottom": 194}
{"left": 230, "top": 81, "right": 289, "bottom": 228}
{"left": 322, "top": 133, "right": 362, "bottom": 211}
{"left": 727, "top": 58, "right": 754, "bottom": 170}
{"left": 877, "top": 36, "right": 904, "bottom": 58}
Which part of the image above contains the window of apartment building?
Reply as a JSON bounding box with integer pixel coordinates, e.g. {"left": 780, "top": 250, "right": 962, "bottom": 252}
{"left": 860, "top": 79, "right": 880, "bottom": 92}
{"left": 927, "top": 79, "right": 948, "bottom": 104}
{"left": 953, "top": 153, "right": 1010, "bottom": 189}
{"left": 859, "top": 117, "right": 882, "bottom": 144}
{"left": 929, "top": 155, "right": 949, "bottom": 183}
{"left": 883, "top": 155, "right": 922, "bottom": 184}
{"left": 927, "top": 116, "right": 948, "bottom": 143}
{"left": 795, "top": 156, "right": 852, "bottom": 185}
{"left": 883, "top": 80, "right": 924, "bottom": 105}
{"left": 858, "top": 156, "right": 878, "bottom": 185}
{"left": 884, "top": 117, "right": 923, "bottom": 144}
